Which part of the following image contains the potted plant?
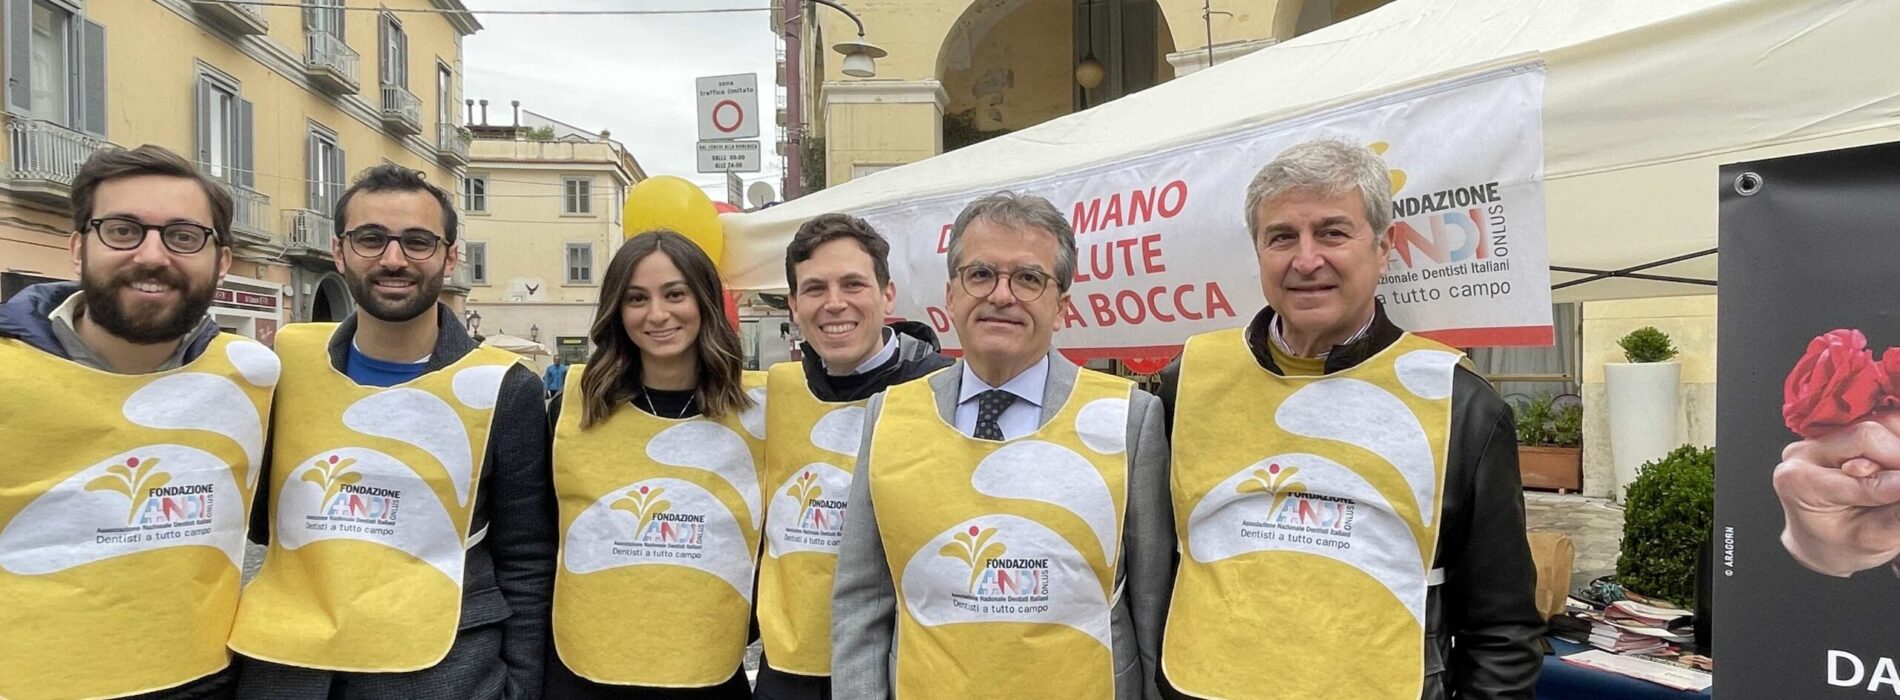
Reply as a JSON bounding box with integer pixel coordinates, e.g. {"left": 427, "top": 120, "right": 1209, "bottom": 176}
{"left": 1605, "top": 326, "right": 1681, "bottom": 502}
{"left": 1516, "top": 393, "right": 1583, "bottom": 492}
{"left": 1616, "top": 445, "right": 1714, "bottom": 606}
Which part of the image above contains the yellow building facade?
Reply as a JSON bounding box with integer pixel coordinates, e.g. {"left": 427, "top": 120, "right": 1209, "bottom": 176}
{"left": 779, "top": 0, "right": 1394, "bottom": 190}
{"left": 461, "top": 110, "right": 644, "bottom": 366}
{"left": 779, "top": 0, "right": 1724, "bottom": 497}
{"left": 0, "top": 0, "right": 479, "bottom": 344}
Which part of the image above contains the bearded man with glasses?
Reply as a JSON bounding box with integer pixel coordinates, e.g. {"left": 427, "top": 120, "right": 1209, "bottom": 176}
{"left": 232, "top": 165, "right": 555, "bottom": 700}
{"left": 831, "top": 191, "right": 1173, "bottom": 699}
{"left": 0, "top": 145, "right": 281, "bottom": 700}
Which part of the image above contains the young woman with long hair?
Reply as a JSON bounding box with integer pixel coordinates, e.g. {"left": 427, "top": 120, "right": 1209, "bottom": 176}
{"left": 544, "top": 230, "right": 764, "bottom": 699}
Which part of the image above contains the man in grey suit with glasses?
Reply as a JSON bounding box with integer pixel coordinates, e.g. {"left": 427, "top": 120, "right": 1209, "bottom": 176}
{"left": 831, "top": 191, "right": 1171, "bottom": 699}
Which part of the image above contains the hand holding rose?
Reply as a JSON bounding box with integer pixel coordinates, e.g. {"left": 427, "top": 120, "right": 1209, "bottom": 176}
{"left": 1777, "top": 329, "right": 1900, "bottom": 577}
{"left": 1776, "top": 414, "right": 1900, "bottom": 576}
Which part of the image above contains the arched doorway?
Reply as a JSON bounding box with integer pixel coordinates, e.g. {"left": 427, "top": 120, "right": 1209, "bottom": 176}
{"left": 938, "top": 0, "right": 1173, "bottom": 152}
{"left": 1292, "top": 0, "right": 1396, "bottom": 38}
{"left": 309, "top": 274, "right": 352, "bottom": 322}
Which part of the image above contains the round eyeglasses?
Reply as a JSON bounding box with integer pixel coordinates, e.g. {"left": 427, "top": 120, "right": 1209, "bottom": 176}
{"left": 955, "top": 263, "right": 1055, "bottom": 303}
{"left": 87, "top": 217, "right": 218, "bottom": 255}
{"left": 343, "top": 228, "right": 445, "bottom": 261}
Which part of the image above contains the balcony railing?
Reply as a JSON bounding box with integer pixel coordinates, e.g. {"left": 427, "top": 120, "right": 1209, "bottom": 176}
{"left": 436, "top": 122, "right": 469, "bottom": 166}
{"left": 380, "top": 84, "right": 421, "bottom": 135}
{"left": 6, "top": 117, "right": 105, "bottom": 203}
{"left": 283, "top": 208, "right": 335, "bottom": 261}
{"left": 200, "top": 0, "right": 269, "bottom": 34}
{"left": 219, "top": 182, "right": 273, "bottom": 247}
{"left": 304, "top": 31, "right": 360, "bottom": 94}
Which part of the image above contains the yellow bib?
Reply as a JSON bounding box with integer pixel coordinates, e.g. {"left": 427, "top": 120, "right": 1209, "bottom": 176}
{"left": 0, "top": 334, "right": 278, "bottom": 700}
{"left": 551, "top": 369, "right": 767, "bottom": 687}
{"left": 229, "top": 324, "right": 520, "bottom": 672}
{"left": 1162, "top": 329, "right": 1459, "bottom": 700}
{"left": 868, "top": 368, "right": 1133, "bottom": 699}
{"left": 756, "top": 362, "right": 866, "bottom": 676}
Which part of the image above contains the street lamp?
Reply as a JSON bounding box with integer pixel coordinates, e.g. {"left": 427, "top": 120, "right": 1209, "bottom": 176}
{"left": 783, "top": 0, "right": 886, "bottom": 200}
{"left": 1076, "top": 0, "right": 1104, "bottom": 91}
{"left": 465, "top": 309, "right": 482, "bottom": 337}
{"left": 530, "top": 324, "right": 540, "bottom": 343}
{"left": 811, "top": 0, "right": 886, "bottom": 78}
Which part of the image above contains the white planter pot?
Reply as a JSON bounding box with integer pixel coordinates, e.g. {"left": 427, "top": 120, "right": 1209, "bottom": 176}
{"left": 1605, "top": 362, "right": 1681, "bottom": 502}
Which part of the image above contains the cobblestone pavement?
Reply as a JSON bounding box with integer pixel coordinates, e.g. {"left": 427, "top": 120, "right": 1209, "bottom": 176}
{"left": 1524, "top": 491, "right": 1625, "bottom": 590}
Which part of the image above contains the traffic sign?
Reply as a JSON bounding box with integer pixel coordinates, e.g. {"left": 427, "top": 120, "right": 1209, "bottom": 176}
{"left": 696, "top": 74, "right": 759, "bottom": 141}
{"left": 697, "top": 140, "right": 761, "bottom": 173}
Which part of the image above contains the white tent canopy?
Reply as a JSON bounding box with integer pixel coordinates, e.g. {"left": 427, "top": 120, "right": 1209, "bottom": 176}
{"left": 724, "top": 0, "right": 1900, "bottom": 302}
{"left": 482, "top": 333, "right": 551, "bottom": 358}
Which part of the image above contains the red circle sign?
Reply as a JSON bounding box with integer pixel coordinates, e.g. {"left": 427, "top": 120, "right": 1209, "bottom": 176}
{"left": 712, "top": 100, "right": 744, "bottom": 133}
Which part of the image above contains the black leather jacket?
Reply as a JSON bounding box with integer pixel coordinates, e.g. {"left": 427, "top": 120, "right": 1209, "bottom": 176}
{"left": 1155, "top": 304, "right": 1544, "bottom": 700}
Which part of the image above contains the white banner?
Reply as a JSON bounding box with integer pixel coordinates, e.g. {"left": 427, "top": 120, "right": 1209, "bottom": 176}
{"left": 860, "top": 64, "right": 1551, "bottom": 361}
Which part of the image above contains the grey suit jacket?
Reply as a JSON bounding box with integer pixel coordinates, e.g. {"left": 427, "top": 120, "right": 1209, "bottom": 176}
{"left": 831, "top": 350, "right": 1172, "bottom": 700}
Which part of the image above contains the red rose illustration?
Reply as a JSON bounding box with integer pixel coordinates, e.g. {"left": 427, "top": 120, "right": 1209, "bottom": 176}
{"left": 1879, "top": 348, "right": 1900, "bottom": 411}
{"left": 1784, "top": 329, "right": 1885, "bottom": 438}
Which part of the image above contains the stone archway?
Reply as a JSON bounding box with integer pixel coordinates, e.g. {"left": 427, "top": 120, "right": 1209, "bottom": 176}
{"left": 936, "top": 0, "right": 1176, "bottom": 152}
{"left": 1292, "top": 0, "right": 1395, "bottom": 37}
{"left": 309, "top": 273, "right": 352, "bottom": 322}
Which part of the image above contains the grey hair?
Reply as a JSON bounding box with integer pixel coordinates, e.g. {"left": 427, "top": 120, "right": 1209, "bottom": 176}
{"left": 944, "top": 191, "right": 1078, "bottom": 293}
{"left": 1243, "top": 139, "right": 1394, "bottom": 242}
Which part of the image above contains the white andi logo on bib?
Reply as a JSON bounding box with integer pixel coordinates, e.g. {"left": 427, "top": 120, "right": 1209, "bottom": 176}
{"left": 901, "top": 515, "right": 1109, "bottom": 646}
{"left": 1186, "top": 349, "right": 1458, "bottom": 624}
{"left": 565, "top": 478, "right": 754, "bottom": 600}
{"left": 0, "top": 339, "right": 278, "bottom": 575}
{"left": 766, "top": 405, "right": 861, "bottom": 556}
{"left": 563, "top": 415, "right": 764, "bottom": 599}
{"left": 895, "top": 396, "right": 1129, "bottom": 647}
{"left": 276, "top": 364, "right": 509, "bottom": 584}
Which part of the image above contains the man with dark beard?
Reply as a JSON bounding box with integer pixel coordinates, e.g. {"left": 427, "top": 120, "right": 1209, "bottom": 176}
{"left": 0, "top": 145, "right": 280, "bottom": 699}
{"left": 232, "top": 165, "right": 555, "bottom": 699}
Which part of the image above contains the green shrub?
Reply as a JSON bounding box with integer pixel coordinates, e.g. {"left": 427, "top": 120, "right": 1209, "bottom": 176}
{"left": 528, "top": 125, "right": 556, "bottom": 141}
{"left": 1617, "top": 326, "right": 1679, "bottom": 363}
{"left": 1514, "top": 393, "right": 1582, "bottom": 447}
{"left": 1616, "top": 445, "right": 1715, "bottom": 605}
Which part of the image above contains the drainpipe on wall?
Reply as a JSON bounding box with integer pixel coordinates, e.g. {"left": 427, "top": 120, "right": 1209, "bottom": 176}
{"left": 782, "top": 0, "right": 804, "bottom": 200}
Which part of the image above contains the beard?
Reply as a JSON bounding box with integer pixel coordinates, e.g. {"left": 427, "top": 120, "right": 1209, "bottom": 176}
{"left": 346, "top": 266, "right": 444, "bottom": 323}
{"left": 79, "top": 254, "right": 216, "bottom": 345}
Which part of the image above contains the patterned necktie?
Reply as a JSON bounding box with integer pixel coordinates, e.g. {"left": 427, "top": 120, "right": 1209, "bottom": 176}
{"left": 974, "top": 389, "right": 1015, "bottom": 441}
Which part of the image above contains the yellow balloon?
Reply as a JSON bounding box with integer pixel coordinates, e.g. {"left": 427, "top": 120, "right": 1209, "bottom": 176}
{"left": 622, "top": 175, "right": 724, "bottom": 267}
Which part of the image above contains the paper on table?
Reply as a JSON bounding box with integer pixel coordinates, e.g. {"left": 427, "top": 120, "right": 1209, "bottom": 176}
{"left": 1562, "top": 650, "right": 1713, "bottom": 692}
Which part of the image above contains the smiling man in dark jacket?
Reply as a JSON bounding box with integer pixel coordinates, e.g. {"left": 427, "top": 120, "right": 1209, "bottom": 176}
{"left": 230, "top": 165, "right": 554, "bottom": 699}
{"left": 0, "top": 146, "right": 278, "bottom": 700}
{"left": 1154, "top": 140, "right": 1541, "bottom": 700}
{"left": 752, "top": 213, "right": 953, "bottom": 700}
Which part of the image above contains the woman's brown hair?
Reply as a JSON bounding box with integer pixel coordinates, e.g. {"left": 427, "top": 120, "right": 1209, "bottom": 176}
{"left": 578, "top": 230, "right": 752, "bottom": 428}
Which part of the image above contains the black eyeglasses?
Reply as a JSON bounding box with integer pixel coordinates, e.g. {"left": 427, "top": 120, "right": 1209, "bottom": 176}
{"left": 87, "top": 217, "right": 218, "bottom": 255}
{"left": 955, "top": 263, "right": 1055, "bottom": 302}
{"left": 343, "top": 227, "right": 445, "bottom": 261}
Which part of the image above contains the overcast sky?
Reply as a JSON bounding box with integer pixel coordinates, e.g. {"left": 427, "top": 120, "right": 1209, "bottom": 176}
{"left": 463, "top": 1, "right": 784, "bottom": 203}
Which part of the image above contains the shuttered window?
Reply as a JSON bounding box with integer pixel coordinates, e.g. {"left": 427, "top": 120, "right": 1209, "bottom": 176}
{"left": 194, "top": 70, "right": 252, "bottom": 187}
{"left": 6, "top": 0, "right": 106, "bottom": 135}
